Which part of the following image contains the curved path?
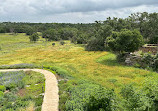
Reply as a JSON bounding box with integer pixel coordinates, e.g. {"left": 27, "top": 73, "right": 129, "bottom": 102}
{"left": 0, "top": 69, "right": 59, "bottom": 111}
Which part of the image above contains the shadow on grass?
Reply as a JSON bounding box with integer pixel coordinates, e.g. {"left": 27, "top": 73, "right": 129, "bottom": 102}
{"left": 96, "top": 53, "right": 120, "bottom": 66}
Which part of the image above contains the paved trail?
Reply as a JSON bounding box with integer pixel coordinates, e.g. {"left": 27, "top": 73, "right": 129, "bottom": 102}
{"left": 0, "top": 69, "right": 59, "bottom": 111}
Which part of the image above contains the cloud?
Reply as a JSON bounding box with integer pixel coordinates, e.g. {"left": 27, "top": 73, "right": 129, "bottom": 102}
{"left": 0, "top": 0, "right": 158, "bottom": 23}
{"left": 30, "top": 0, "right": 158, "bottom": 14}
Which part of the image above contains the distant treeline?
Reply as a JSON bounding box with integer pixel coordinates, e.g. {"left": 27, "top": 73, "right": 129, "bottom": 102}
{"left": 0, "top": 12, "right": 157, "bottom": 46}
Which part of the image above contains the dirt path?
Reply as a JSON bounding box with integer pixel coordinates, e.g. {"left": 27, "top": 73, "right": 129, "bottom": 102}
{"left": 0, "top": 69, "right": 59, "bottom": 111}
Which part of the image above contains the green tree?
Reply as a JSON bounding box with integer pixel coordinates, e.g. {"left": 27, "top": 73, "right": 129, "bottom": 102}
{"left": 42, "top": 29, "right": 59, "bottom": 41}
{"left": 29, "top": 33, "right": 39, "bottom": 42}
{"left": 86, "top": 23, "right": 112, "bottom": 51}
{"left": 25, "top": 26, "right": 36, "bottom": 35}
{"left": 106, "top": 29, "right": 144, "bottom": 54}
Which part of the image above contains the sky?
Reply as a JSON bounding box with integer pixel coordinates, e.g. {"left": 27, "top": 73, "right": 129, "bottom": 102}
{"left": 0, "top": 0, "right": 158, "bottom": 23}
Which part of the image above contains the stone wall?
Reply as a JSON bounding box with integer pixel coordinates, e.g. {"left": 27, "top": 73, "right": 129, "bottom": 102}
{"left": 139, "top": 44, "right": 158, "bottom": 55}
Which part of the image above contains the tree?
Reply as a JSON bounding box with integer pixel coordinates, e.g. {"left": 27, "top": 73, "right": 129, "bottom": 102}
{"left": 85, "top": 23, "right": 112, "bottom": 51}
{"left": 106, "top": 29, "right": 144, "bottom": 54}
{"left": 25, "top": 26, "right": 36, "bottom": 35}
{"left": 42, "top": 29, "right": 59, "bottom": 41}
{"left": 29, "top": 33, "right": 39, "bottom": 42}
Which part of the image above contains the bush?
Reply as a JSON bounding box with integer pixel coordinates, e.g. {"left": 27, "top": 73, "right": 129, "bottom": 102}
{"left": 29, "top": 33, "right": 39, "bottom": 42}
{"left": 106, "top": 29, "right": 144, "bottom": 53}
{"left": 42, "top": 29, "right": 59, "bottom": 41}
{"left": 52, "top": 43, "right": 55, "bottom": 46}
{"left": 0, "top": 63, "right": 41, "bottom": 69}
{"left": 45, "top": 66, "right": 70, "bottom": 78}
{"left": 85, "top": 37, "right": 105, "bottom": 51}
{"left": 142, "top": 78, "right": 158, "bottom": 110}
{"left": 35, "top": 96, "right": 43, "bottom": 107}
{"left": 5, "top": 83, "right": 17, "bottom": 90}
{"left": 0, "top": 85, "right": 6, "bottom": 92}
{"left": 142, "top": 53, "right": 154, "bottom": 68}
{"left": 116, "top": 53, "right": 128, "bottom": 63}
{"left": 0, "top": 91, "right": 4, "bottom": 97}
{"left": 17, "top": 81, "right": 25, "bottom": 89}
{"left": 65, "top": 82, "right": 117, "bottom": 111}
{"left": 152, "top": 53, "right": 158, "bottom": 72}
{"left": 120, "top": 84, "right": 150, "bottom": 111}
{"left": 60, "top": 41, "right": 65, "bottom": 45}
{"left": 139, "top": 53, "right": 158, "bottom": 72}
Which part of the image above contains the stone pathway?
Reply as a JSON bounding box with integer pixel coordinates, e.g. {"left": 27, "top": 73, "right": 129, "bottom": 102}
{"left": 0, "top": 69, "right": 59, "bottom": 111}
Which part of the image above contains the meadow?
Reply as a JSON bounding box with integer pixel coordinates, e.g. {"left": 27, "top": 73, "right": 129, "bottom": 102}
{"left": 0, "top": 33, "right": 157, "bottom": 110}
{"left": 0, "top": 33, "right": 156, "bottom": 88}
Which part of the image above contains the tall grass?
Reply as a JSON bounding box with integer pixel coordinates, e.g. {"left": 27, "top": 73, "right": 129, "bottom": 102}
{"left": 0, "top": 33, "right": 157, "bottom": 89}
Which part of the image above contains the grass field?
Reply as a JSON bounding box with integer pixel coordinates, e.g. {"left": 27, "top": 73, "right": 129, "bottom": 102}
{"left": 0, "top": 33, "right": 157, "bottom": 92}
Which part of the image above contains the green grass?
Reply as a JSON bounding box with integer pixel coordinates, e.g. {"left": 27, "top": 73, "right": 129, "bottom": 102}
{"left": 0, "top": 33, "right": 157, "bottom": 91}
{"left": 0, "top": 33, "right": 157, "bottom": 110}
{"left": 0, "top": 33, "right": 46, "bottom": 55}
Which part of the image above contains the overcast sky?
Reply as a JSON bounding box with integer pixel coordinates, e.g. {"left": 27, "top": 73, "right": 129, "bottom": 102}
{"left": 0, "top": 0, "right": 158, "bottom": 23}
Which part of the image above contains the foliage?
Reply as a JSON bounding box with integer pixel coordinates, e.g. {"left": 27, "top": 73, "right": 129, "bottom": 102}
{"left": 44, "top": 66, "right": 70, "bottom": 79}
{"left": 0, "top": 71, "right": 25, "bottom": 90}
{"left": 142, "top": 77, "right": 158, "bottom": 110}
{"left": 29, "top": 32, "right": 39, "bottom": 42}
{"left": 60, "top": 80, "right": 118, "bottom": 111}
{"left": 86, "top": 23, "right": 112, "bottom": 51}
{"left": 52, "top": 42, "right": 55, "bottom": 46}
{"left": 0, "top": 91, "right": 4, "bottom": 97}
{"left": 0, "top": 71, "right": 45, "bottom": 110}
{"left": 0, "top": 24, "right": 157, "bottom": 110}
{"left": 0, "top": 85, "right": 6, "bottom": 92}
{"left": 60, "top": 41, "right": 65, "bottom": 45}
{"left": 138, "top": 53, "right": 158, "bottom": 72}
{"left": 120, "top": 84, "right": 150, "bottom": 111}
{"left": 106, "top": 29, "right": 144, "bottom": 54}
{"left": 25, "top": 26, "right": 36, "bottom": 35}
{"left": 58, "top": 28, "right": 78, "bottom": 40}
{"left": 86, "top": 36, "right": 105, "bottom": 51}
{"left": 42, "top": 29, "right": 59, "bottom": 41}
{"left": 0, "top": 63, "right": 41, "bottom": 69}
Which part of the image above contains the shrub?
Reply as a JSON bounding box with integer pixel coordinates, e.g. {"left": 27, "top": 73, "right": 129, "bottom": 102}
{"left": 35, "top": 96, "right": 43, "bottom": 107}
{"left": 120, "top": 84, "right": 150, "bottom": 111}
{"left": 17, "top": 81, "right": 25, "bottom": 89}
{"left": 66, "top": 82, "right": 117, "bottom": 111}
{"left": 5, "top": 83, "right": 17, "bottom": 90}
{"left": 142, "top": 53, "right": 154, "bottom": 68}
{"left": 0, "top": 63, "right": 41, "bottom": 69}
{"left": 46, "top": 66, "right": 70, "bottom": 78}
{"left": 85, "top": 37, "right": 105, "bottom": 51}
{"left": 0, "top": 85, "right": 6, "bottom": 92}
{"left": 0, "top": 71, "right": 25, "bottom": 90}
{"left": 106, "top": 29, "right": 144, "bottom": 54}
{"left": 142, "top": 78, "right": 158, "bottom": 110}
{"left": 0, "top": 91, "right": 4, "bottom": 97}
{"left": 42, "top": 29, "right": 59, "bottom": 41}
{"left": 139, "top": 53, "right": 158, "bottom": 72}
{"left": 29, "top": 33, "right": 39, "bottom": 42}
{"left": 4, "top": 92, "right": 18, "bottom": 102}
{"left": 52, "top": 43, "right": 55, "bottom": 46}
{"left": 116, "top": 53, "right": 128, "bottom": 63}
{"left": 56, "top": 69, "right": 69, "bottom": 78}
{"left": 60, "top": 41, "right": 65, "bottom": 45}
{"left": 151, "top": 53, "right": 158, "bottom": 72}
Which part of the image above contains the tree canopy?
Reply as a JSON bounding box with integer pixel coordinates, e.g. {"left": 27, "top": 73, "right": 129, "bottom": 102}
{"left": 106, "top": 29, "right": 144, "bottom": 54}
